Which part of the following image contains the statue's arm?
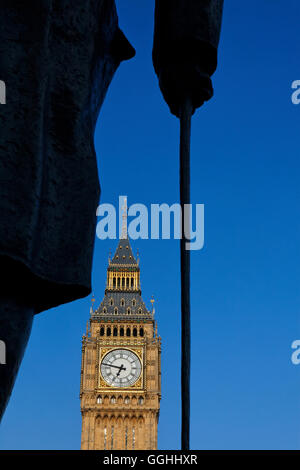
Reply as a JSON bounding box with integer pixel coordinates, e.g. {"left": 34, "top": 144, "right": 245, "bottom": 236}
{"left": 152, "top": 0, "right": 224, "bottom": 116}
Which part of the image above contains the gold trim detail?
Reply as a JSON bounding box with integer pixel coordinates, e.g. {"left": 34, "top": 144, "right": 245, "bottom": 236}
{"left": 97, "top": 346, "right": 144, "bottom": 391}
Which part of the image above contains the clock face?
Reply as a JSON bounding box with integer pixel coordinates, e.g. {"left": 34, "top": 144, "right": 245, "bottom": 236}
{"left": 100, "top": 349, "right": 142, "bottom": 388}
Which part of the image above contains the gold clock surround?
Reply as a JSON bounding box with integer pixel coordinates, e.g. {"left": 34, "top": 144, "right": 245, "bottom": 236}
{"left": 98, "top": 346, "right": 144, "bottom": 391}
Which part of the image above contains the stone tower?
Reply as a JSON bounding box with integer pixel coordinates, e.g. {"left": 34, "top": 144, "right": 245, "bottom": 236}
{"left": 80, "top": 236, "right": 161, "bottom": 450}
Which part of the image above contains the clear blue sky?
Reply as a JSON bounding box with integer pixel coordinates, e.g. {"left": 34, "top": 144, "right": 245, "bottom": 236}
{"left": 1, "top": 0, "right": 300, "bottom": 450}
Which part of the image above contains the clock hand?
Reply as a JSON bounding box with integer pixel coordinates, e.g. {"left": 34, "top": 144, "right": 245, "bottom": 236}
{"left": 102, "top": 362, "right": 127, "bottom": 371}
{"left": 116, "top": 364, "right": 126, "bottom": 377}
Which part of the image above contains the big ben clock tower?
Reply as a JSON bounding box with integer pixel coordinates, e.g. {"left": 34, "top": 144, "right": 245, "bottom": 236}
{"left": 80, "top": 224, "right": 161, "bottom": 449}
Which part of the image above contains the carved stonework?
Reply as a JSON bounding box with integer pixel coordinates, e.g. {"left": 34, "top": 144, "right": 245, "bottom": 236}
{"left": 80, "top": 238, "right": 161, "bottom": 450}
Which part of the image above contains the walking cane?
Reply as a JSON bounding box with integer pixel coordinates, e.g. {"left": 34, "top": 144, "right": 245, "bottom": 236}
{"left": 152, "top": 0, "right": 224, "bottom": 451}
{"left": 180, "top": 98, "right": 193, "bottom": 450}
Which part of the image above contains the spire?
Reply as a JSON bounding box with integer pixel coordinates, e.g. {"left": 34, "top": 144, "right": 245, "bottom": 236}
{"left": 110, "top": 237, "right": 138, "bottom": 266}
{"left": 120, "top": 196, "right": 128, "bottom": 240}
{"left": 111, "top": 196, "right": 137, "bottom": 265}
{"left": 91, "top": 236, "right": 153, "bottom": 321}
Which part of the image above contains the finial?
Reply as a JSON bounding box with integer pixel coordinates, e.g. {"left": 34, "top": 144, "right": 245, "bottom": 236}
{"left": 91, "top": 293, "right": 95, "bottom": 312}
{"left": 137, "top": 249, "right": 140, "bottom": 265}
{"left": 150, "top": 295, "right": 155, "bottom": 314}
{"left": 120, "top": 196, "right": 128, "bottom": 239}
{"left": 108, "top": 249, "right": 111, "bottom": 264}
{"left": 86, "top": 320, "right": 89, "bottom": 337}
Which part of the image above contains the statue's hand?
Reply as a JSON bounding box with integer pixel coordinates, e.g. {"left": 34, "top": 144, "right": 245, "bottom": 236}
{"left": 157, "top": 62, "right": 214, "bottom": 118}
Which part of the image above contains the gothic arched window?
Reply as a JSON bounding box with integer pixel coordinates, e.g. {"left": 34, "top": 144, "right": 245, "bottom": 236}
{"left": 120, "top": 327, "right": 124, "bottom": 337}
{"left": 111, "top": 425, "right": 114, "bottom": 450}
{"left": 139, "top": 328, "right": 144, "bottom": 337}
{"left": 100, "top": 327, "right": 105, "bottom": 336}
{"left": 133, "top": 328, "right": 137, "bottom": 337}
{"left": 113, "top": 327, "right": 118, "bottom": 337}
{"left": 104, "top": 426, "right": 107, "bottom": 450}
{"left": 132, "top": 427, "right": 135, "bottom": 450}
{"left": 126, "top": 328, "right": 131, "bottom": 337}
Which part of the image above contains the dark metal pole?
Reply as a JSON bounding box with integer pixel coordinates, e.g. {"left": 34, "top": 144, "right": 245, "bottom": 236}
{"left": 180, "top": 99, "right": 193, "bottom": 451}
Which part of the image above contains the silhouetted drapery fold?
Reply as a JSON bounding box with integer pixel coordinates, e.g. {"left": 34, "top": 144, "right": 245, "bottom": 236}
{"left": 0, "top": 0, "right": 135, "bottom": 313}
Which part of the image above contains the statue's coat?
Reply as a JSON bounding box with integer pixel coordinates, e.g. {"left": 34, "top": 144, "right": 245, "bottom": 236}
{"left": 0, "top": 0, "right": 134, "bottom": 312}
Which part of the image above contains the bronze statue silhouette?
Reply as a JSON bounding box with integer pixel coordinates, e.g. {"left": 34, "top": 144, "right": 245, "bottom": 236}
{"left": 0, "top": 0, "right": 223, "bottom": 424}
